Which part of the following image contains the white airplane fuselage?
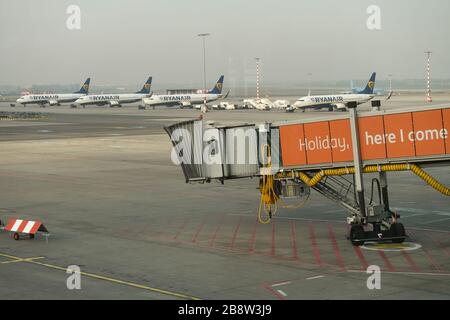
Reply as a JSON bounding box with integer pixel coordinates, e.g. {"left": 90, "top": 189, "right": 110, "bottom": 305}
{"left": 293, "top": 93, "right": 374, "bottom": 111}
{"left": 143, "top": 93, "right": 223, "bottom": 108}
{"left": 75, "top": 93, "right": 150, "bottom": 107}
{"left": 16, "top": 93, "right": 86, "bottom": 105}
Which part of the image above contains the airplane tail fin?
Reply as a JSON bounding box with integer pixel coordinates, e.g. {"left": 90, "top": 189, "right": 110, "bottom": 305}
{"left": 75, "top": 78, "right": 91, "bottom": 94}
{"left": 136, "top": 76, "right": 152, "bottom": 94}
{"left": 358, "top": 72, "right": 376, "bottom": 94}
{"left": 208, "top": 75, "right": 224, "bottom": 94}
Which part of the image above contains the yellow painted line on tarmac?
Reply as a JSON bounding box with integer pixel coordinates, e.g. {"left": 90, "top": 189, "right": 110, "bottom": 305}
{"left": 1, "top": 256, "right": 45, "bottom": 264}
{"left": 0, "top": 252, "right": 201, "bottom": 300}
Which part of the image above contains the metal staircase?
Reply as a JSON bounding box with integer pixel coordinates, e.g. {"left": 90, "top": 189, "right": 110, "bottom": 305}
{"left": 309, "top": 174, "right": 361, "bottom": 215}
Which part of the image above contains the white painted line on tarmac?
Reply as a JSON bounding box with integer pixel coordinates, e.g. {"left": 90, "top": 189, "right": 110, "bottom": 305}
{"left": 347, "top": 270, "right": 450, "bottom": 277}
{"left": 306, "top": 275, "right": 325, "bottom": 280}
{"left": 421, "top": 217, "right": 450, "bottom": 224}
{"left": 271, "top": 281, "right": 291, "bottom": 287}
{"left": 276, "top": 290, "right": 287, "bottom": 297}
{"left": 401, "top": 213, "right": 428, "bottom": 218}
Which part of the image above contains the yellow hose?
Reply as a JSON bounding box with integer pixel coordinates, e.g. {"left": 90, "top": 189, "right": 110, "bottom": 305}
{"left": 295, "top": 163, "right": 450, "bottom": 196}
{"left": 258, "top": 144, "right": 279, "bottom": 224}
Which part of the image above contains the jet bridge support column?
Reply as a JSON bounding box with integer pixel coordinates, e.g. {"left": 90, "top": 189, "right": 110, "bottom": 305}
{"left": 379, "top": 171, "right": 390, "bottom": 212}
{"left": 348, "top": 101, "right": 366, "bottom": 223}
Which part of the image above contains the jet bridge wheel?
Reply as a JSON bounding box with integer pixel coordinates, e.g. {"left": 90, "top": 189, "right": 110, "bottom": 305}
{"left": 390, "top": 222, "right": 406, "bottom": 243}
{"left": 350, "top": 225, "right": 365, "bottom": 246}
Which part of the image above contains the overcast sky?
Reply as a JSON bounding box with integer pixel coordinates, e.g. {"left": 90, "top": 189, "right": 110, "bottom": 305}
{"left": 1, "top": 0, "right": 449, "bottom": 87}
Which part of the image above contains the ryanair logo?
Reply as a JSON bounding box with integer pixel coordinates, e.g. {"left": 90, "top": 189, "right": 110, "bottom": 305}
{"left": 215, "top": 82, "right": 222, "bottom": 91}
{"left": 144, "top": 83, "right": 150, "bottom": 89}
{"left": 83, "top": 84, "right": 89, "bottom": 90}
{"left": 368, "top": 81, "right": 374, "bottom": 89}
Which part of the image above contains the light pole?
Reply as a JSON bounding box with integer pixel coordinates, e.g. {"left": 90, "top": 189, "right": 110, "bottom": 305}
{"left": 425, "top": 51, "right": 432, "bottom": 102}
{"left": 255, "top": 57, "right": 260, "bottom": 100}
{"left": 307, "top": 72, "right": 312, "bottom": 95}
{"left": 198, "top": 33, "right": 210, "bottom": 109}
{"left": 388, "top": 74, "right": 393, "bottom": 91}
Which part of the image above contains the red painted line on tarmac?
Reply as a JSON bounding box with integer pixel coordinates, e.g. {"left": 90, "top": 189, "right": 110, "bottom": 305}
{"left": 422, "top": 248, "right": 443, "bottom": 272}
{"left": 209, "top": 214, "right": 225, "bottom": 247}
{"left": 410, "top": 230, "right": 443, "bottom": 272}
{"left": 378, "top": 251, "right": 396, "bottom": 272}
{"left": 435, "top": 239, "right": 450, "bottom": 258}
{"left": 173, "top": 218, "right": 189, "bottom": 240}
{"left": 248, "top": 217, "right": 258, "bottom": 253}
{"left": 328, "top": 224, "right": 345, "bottom": 271}
{"left": 426, "top": 234, "right": 450, "bottom": 258}
{"left": 309, "top": 222, "right": 323, "bottom": 267}
{"left": 401, "top": 251, "right": 420, "bottom": 272}
{"left": 192, "top": 215, "right": 208, "bottom": 243}
{"left": 353, "top": 246, "right": 369, "bottom": 270}
{"left": 262, "top": 283, "right": 286, "bottom": 300}
{"left": 290, "top": 220, "right": 299, "bottom": 261}
{"left": 229, "top": 217, "right": 242, "bottom": 249}
{"left": 271, "top": 221, "right": 276, "bottom": 257}
{"left": 344, "top": 224, "right": 369, "bottom": 270}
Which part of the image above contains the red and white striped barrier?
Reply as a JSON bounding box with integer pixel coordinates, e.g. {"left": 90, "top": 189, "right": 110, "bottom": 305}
{"left": 1, "top": 218, "right": 49, "bottom": 240}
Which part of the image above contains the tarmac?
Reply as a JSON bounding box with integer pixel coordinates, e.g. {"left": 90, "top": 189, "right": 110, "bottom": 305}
{"left": 0, "top": 94, "right": 449, "bottom": 299}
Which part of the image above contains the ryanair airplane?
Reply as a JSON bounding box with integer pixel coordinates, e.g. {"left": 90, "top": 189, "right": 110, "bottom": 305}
{"left": 293, "top": 72, "right": 376, "bottom": 112}
{"left": 143, "top": 75, "right": 227, "bottom": 108}
{"left": 16, "top": 78, "right": 90, "bottom": 106}
{"left": 75, "top": 77, "right": 152, "bottom": 107}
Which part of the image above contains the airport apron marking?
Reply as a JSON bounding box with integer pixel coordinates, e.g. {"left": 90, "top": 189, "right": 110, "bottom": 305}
{"left": 0, "top": 256, "right": 45, "bottom": 264}
{"left": 0, "top": 252, "right": 201, "bottom": 300}
{"left": 361, "top": 242, "right": 422, "bottom": 252}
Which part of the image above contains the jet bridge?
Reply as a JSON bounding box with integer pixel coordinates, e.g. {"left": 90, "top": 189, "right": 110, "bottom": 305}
{"left": 165, "top": 104, "right": 450, "bottom": 245}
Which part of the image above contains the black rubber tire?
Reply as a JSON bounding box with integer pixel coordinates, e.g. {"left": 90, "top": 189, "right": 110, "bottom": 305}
{"left": 350, "top": 225, "right": 365, "bottom": 246}
{"left": 29, "top": 234, "right": 35, "bottom": 239}
{"left": 13, "top": 232, "right": 20, "bottom": 241}
{"left": 391, "top": 223, "right": 406, "bottom": 243}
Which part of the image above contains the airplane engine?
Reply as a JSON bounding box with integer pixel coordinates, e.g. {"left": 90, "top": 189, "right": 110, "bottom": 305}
{"left": 334, "top": 103, "right": 346, "bottom": 111}
{"left": 108, "top": 101, "right": 120, "bottom": 107}
{"left": 180, "top": 101, "right": 193, "bottom": 109}
{"left": 48, "top": 100, "right": 58, "bottom": 106}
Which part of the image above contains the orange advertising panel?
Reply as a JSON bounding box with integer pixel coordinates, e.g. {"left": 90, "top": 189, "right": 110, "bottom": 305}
{"left": 329, "top": 119, "right": 353, "bottom": 162}
{"left": 358, "top": 116, "right": 387, "bottom": 160}
{"left": 279, "top": 106, "right": 449, "bottom": 167}
{"left": 383, "top": 113, "right": 415, "bottom": 158}
{"left": 303, "top": 121, "right": 333, "bottom": 164}
{"left": 442, "top": 108, "right": 450, "bottom": 154}
{"left": 279, "top": 124, "right": 307, "bottom": 166}
{"left": 412, "top": 110, "right": 445, "bottom": 156}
